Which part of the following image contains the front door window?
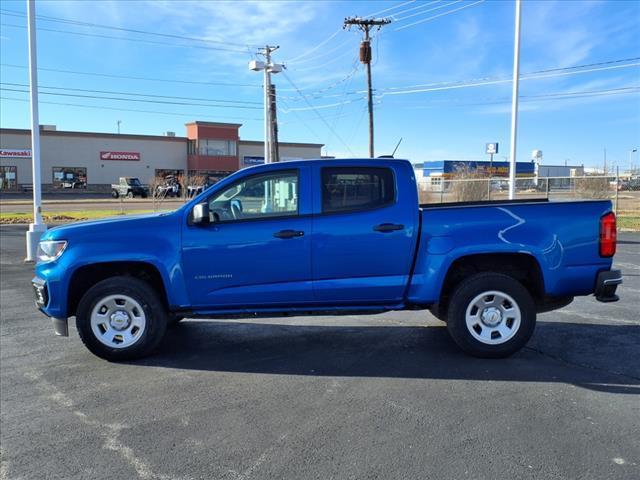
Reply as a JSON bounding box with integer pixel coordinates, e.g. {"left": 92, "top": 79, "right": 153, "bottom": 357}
{"left": 208, "top": 170, "right": 298, "bottom": 222}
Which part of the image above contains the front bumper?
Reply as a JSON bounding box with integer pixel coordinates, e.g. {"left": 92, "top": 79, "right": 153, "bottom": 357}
{"left": 594, "top": 269, "right": 622, "bottom": 302}
{"left": 32, "top": 277, "right": 69, "bottom": 336}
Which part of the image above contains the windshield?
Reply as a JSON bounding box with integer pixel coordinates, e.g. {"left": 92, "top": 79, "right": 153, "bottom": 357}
{"left": 128, "top": 178, "right": 142, "bottom": 186}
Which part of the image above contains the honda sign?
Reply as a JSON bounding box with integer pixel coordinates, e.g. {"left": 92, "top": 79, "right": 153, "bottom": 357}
{"left": 100, "top": 151, "right": 141, "bottom": 161}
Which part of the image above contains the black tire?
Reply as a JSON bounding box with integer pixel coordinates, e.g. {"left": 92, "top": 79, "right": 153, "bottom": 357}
{"left": 168, "top": 314, "right": 185, "bottom": 328}
{"left": 126, "top": 191, "right": 134, "bottom": 199}
{"left": 111, "top": 189, "right": 119, "bottom": 199}
{"left": 76, "top": 276, "right": 168, "bottom": 361}
{"left": 445, "top": 272, "right": 536, "bottom": 358}
{"left": 428, "top": 303, "right": 447, "bottom": 322}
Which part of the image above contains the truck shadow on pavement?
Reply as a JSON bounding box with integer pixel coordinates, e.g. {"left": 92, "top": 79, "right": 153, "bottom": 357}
{"left": 138, "top": 320, "right": 640, "bottom": 395}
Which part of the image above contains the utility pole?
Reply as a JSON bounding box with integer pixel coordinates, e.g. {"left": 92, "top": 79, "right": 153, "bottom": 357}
{"left": 116, "top": 120, "right": 122, "bottom": 134}
{"left": 249, "top": 46, "right": 283, "bottom": 164}
{"left": 344, "top": 16, "right": 391, "bottom": 158}
{"left": 25, "top": 0, "right": 46, "bottom": 262}
{"left": 270, "top": 84, "right": 280, "bottom": 163}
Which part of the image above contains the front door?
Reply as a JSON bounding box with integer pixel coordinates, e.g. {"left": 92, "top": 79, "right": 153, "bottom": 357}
{"left": 182, "top": 166, "right": 313, "bottom": 308}
{"left": 311, "top": 164, "right": 419, "bottom": 304}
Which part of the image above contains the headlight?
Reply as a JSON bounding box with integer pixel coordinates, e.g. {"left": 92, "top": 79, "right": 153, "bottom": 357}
{"left": 37, "top": 240, "right": 68, "bottom": 263}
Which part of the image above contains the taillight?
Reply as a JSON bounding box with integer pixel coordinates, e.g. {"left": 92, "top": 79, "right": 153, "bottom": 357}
{"left": 599, "top": 212, "right": 617, "bottom": 257}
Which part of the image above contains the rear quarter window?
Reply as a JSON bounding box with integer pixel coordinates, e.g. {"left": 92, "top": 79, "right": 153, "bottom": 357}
{"left": 321, "top": 167, "right": 395, "bottom": 213}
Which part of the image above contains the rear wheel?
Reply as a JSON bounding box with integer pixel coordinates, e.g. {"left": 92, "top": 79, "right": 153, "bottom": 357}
{"left": 111, "top": 189, "right": 119, "bottom": 199}
{"left": 446, "top": 272, "right": 536, "bottom": 358}
{"left": 76, "top": 276, "right": 168, "bottom": 361}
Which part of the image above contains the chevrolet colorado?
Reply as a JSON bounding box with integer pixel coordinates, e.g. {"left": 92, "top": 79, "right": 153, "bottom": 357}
{"left": 33, "top": 159, "right": 621, "bottom": 360}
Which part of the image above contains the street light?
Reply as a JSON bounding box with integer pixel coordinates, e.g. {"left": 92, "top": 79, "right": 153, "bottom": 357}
{"left": 630, "top": 148, "right": 638, "bottom": 174}
{"left": 249, "top": 46, "right": 283, "bottom": 164}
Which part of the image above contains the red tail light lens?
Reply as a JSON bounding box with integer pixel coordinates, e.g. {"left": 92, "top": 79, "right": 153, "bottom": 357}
{"left": 599, "top": 212, "right": 617, "bottom": 257}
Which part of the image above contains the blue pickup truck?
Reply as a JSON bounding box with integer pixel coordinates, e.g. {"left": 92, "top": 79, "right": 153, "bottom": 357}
{"left": 33, "top": 159, "right": 621, "bottom": 361}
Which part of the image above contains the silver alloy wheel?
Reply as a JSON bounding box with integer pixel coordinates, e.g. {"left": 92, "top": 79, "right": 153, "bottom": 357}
{"left": 90, "top": 294, "right": 146, "bottom": 349}
{"left": 465, "top": 290, "right": 522, "bottom": 345}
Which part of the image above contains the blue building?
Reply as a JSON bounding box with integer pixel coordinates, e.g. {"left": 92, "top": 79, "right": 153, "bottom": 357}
{"left": 423, "top": 160, "right": 536, "bottom": 179}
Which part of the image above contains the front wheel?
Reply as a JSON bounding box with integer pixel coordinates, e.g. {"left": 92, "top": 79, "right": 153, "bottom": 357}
{"left": 446, "top": 272, "right": 536, "bottom": 358}
{"left": 76, "top": 276, "right": 168, "bottom": 361}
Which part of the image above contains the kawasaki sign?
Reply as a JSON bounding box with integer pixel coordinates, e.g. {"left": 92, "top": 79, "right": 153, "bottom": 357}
{"left": 100, "top": 151, "right": 141, "bottom": 161}
{"left": 0, "top": 149, "right": 32, "bottom": 158}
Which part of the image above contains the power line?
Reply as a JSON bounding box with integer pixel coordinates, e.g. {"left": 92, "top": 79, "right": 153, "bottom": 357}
{"left": 281, "top": 70, "right": 355, "bottom": 155}
{"left": 0, "top": 95, "right": 263, "bottom": 122}
{"left": 376, "top": 61, "right": 640, "bottom": 97}
{"left": 279, "top": 64, "right": 361, "bottom": 93}
{"left": 285, "top": 28, "right": 343, "bottom": 64}
{"left": 0, "top": 63, "right": 262, "bottom": 88}
{"left": 394, "top": 0, "right": 485, "bottom": 31}
{"left": 385, "top": 1, "right": 443, "bottom": 19}
{"left": 286, "top": 38, "right": 353, "bottom": 66}
{"left": 0, "top": 22, "right": 248, "bottom": 53}
{"left": 394, "top": 1, "right": 462, "bottom": 22}
{"left": 278, "top": 57, "right": 640, "bottom": 101}
{"left": 392, "top": 86, "right": 640, "bottom": 108}
{"left": 0, "top": 82, "right": 262, "bottom": 106}
{"left": 364, "top": 0, "right": 417, "bottom": 18}
{"left": 0, "top": 87, "right": 262, "bottom": 110}
{"left": 0, "top": 8, "right": 258, "bottom": 49}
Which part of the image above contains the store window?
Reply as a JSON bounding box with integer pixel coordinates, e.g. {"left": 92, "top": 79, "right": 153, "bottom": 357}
{"left": 198, "top": 139, "right": 237, "bottom": 156}
{"left": 187, "top": 140, "right": 197, "bottom": 155}
{"left": 0, "top": 166, "right": 18, "bottom": 190}
{"left": 52, "top": 167, "right": 87, "bottom": 189}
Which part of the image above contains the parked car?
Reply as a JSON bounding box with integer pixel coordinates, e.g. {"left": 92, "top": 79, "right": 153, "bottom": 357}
{"left": 618, "top": 178, "right": 640, "bottom": 191}
{"left": 111, "top": 177, "right": 148, "bottom": 199}
{"left": 33, "top": 159, "right": 621, "bottom": 361}
{"left": 61, "top": 180, "right": 86, "bottom": 189}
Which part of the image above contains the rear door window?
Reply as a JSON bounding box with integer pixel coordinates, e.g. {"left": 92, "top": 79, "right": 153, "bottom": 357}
{"left": 321, "top": 167, "right": 395, "bottom": 214}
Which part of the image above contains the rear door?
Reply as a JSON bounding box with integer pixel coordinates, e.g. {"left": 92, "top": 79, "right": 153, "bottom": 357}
{"left": 311, "top": 162, "right": 419, "bottom": 304}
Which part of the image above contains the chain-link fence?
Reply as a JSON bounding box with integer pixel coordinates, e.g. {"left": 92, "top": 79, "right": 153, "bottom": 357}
{"left": 418, "top": 175, "right": 640, "bottom": 217}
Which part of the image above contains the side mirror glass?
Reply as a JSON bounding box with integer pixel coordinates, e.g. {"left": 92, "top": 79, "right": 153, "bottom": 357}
{"left": 192, "top": 202, "right": 210, "bottom": 225}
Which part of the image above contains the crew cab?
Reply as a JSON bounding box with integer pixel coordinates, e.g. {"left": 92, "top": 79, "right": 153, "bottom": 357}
{"left": 111, "top": 177, "right": 149, "bottom": 199}
{"left": 33, "top": 159, "right": 622, "bottom": 361}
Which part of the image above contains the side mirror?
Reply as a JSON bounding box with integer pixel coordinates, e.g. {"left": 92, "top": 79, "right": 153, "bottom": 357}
{"left": 192, "top": 202, "right": 210, "bottom": 226}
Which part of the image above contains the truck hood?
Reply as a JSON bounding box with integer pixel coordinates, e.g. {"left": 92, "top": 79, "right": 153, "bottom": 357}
{"left": 41, "top": 211, "right": 181, "bottom": 242}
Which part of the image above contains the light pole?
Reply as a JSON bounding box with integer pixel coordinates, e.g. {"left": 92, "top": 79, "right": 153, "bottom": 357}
{"left": 630, "top": 148, "right": 638, "bottom": 174}
{"left": 25, "top": 0, "right": 46, "bottom": 262}
{"left": 508, "top": 0, "right": 522, "bottom": 200}
{"left": 249, "top": 46, "right": 283, "bottom": 164}
{"left": 117, "top": 120, "right": 122, "bottom": 134}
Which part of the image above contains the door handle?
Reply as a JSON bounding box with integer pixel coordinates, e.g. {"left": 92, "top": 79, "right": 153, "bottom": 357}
{"left": 273, "top": 229, "right": 305, "bottom": 239}
{"left": 373, "top": 223, "right": 404, "bottom": 233}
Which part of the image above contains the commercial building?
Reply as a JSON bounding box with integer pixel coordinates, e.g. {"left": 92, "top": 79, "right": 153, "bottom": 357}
{"left": 0, "top": 121, "right": 323, "bottom": 192}
{"left": 421, "top": 159, "right": 585, "bottom": 189}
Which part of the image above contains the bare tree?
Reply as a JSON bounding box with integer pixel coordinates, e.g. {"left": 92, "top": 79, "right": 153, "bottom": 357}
{"left": 574, "top": 175, "right": 612, "bottom": 199}
{"left": 147, "top": 175, "right": 167, "bottom": 211}
{"left": 449, "top": 165, "right": 489, "bottom": 202}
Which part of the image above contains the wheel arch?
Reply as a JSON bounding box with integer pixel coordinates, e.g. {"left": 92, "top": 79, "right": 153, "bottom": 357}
{"left": 67, "top": 261, "right": 169, "bottom": 317}
{"left": 434, "top": 252, "right": 545, "bottom": 319}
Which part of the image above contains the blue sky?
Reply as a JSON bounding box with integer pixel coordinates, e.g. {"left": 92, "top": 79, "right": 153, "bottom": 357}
{"left": 0, "top": 0, "right": 638, "bottom": 169}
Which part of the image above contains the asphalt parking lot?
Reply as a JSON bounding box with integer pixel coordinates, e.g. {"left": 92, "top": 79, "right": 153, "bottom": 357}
{"left": 1, "top": 224, "right": 638, "bottom": 480}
